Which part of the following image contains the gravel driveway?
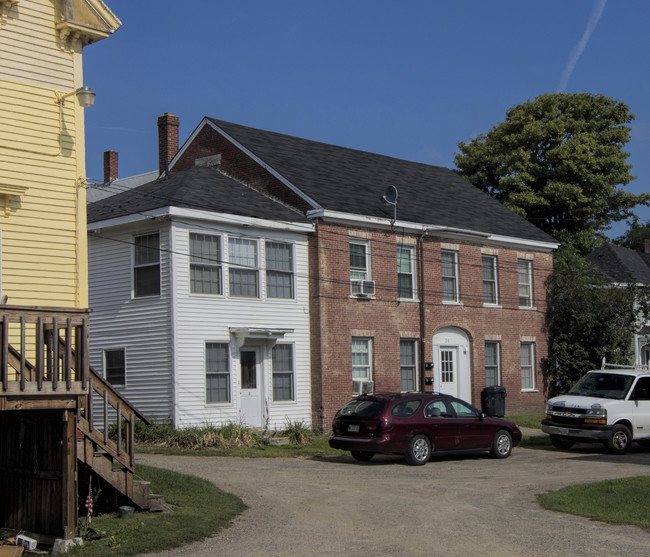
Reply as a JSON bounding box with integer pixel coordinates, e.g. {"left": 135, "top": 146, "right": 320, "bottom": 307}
{"left": 138, "top": 444, "right": 650, "bottom": 557}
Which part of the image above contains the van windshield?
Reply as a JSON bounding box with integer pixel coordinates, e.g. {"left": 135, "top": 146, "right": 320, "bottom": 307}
{"left": 568, "top": 372, "right": 634, "bottom": 400}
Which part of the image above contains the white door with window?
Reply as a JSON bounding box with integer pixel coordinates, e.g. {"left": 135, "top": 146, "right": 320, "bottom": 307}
{"left": 438, "top": 347, "right": 458, "bottom": 397}
{"left": 239, "top": 349, "right": 263, "bottom": 427}
{"left": 433, "top": 327, "right": 471, "bottom": 401}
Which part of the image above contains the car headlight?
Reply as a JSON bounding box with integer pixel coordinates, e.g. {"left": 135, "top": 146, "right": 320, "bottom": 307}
{"left": 584, "top": 407, "right": 607, "bottom": 424}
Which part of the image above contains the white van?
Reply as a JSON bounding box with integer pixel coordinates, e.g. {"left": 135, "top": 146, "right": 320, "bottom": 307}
{"left": 541, "top": 365, "right": 650, "bottom": 454}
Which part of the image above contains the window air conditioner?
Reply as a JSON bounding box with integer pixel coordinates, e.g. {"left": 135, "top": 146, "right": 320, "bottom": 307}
{"left": 351, "top": 279, "right": 375, "bottom": 297}
{"left": 353, "top": 380, "right": 374, "bottom": 395}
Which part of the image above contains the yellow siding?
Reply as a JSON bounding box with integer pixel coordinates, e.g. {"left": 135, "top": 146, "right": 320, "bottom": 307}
{"left": 0, "top": 0, "right": 84, "bottom": 308}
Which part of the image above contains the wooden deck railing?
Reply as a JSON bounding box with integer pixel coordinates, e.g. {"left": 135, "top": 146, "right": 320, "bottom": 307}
{"left": 0, "top": 305, "right": 89, "bottom": 395}
{"left": 0, "top": 305, "right": 149, "bottom": 471}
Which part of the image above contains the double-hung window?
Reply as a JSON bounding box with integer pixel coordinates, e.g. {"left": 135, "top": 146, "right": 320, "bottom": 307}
{"left": 134, "top": 233, "right": 160, "bottom": 297}
{"left": 266, "top": 241, "right": 294, "bottom": 299}
{"left": 352, "top": 338, "right": 372, "bottom": 394}
{"left": 397, "top": 245, "right": 416, "bottom": 299}
{"left": 400, "top": 339, "right": 417, "bottom": 391}
{"left": 206, "top": 342, "right": 230, "bottom": 403}
{"left": 272, "top": 344, "right": 294, "bottom": 401}
{"left": 229, "top": 237, "right": 259, "bottom": 297}
{"left": 441, "top": 250, "right": 459, "bottom": 302}
{"left": 518, "top": 259, "right": 533, "bottom": 307}
{"left": 104, "top": 348, "right": 125, "bottom": 386}
{"left": 520, "top": 342, "right": 535, "bottom": 390}
{"left": 349, "top": 239, "right": 370, "bottom": 281}
{"left": 482, "top": 255, "right": 498, "bottom": 305}
{"left": 485, "top": 341, "right": 500, "bottom": 387}
{"left": 190, "top": 233, "right": 222, "bottom": 294}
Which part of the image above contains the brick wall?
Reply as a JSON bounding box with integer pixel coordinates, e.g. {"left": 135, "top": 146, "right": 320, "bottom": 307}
{"left": 312, "top": 223, "right": 553, "bottom": 427}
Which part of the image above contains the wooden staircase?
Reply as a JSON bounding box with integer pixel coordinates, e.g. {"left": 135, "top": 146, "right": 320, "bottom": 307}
{"left": 75, "top": 368, "right": 165, "bottom": 511}
{"left": 0, "top": 306, "right": 165, "bottom": 542}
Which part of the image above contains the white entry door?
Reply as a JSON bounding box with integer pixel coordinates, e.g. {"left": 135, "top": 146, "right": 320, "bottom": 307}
{"left": 239, "top": 350, "right": 262, "bottom": 427}
{"left": 438, "top": 347, "right": 459, "bottom": 397}
{"left": 433, "top": 327, "right": 471, "bottom": 401}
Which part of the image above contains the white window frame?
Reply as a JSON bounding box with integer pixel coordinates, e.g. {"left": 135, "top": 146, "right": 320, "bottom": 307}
{"left": 189, "top": 232, "right": 222, "bottom": 295}
{"left": 397, "top": 245, "right": 417, "bottom": 300}
{"left": 482, "top": 255, "right": 498, "bottom": 305}
{"left": 228, "top": 236, "right": 259, "bottom": 298}
{"left": 272, "top": 343, "right": 295, "bottom": 401}
{"left": 104, "top": 348, "right": 126, "bottom": 387}
{"left": 133, "top": 233, "right": 161, "bottom": 298}
{"left": 265, "top": 241, "right": 295, "bottom": 299}
{"left": 520, "top": 342, "right": 535, "bottom": 391}
{"left": 485, "top": 341, "right": 500, "bottom": 387}
{"left": 518, "top": 259, "right": 533, "bottom": 308}
{"left": 441, "top": 249, "right": 460, "bottom": 303}
{"left": 352, "top": 337, "right": 373, "bottom": 393}
{"left": 206, "top": 342, "right": 231, "bottom": 403}
{"left": 400, "top": 339, "right": 418, "bottom": 392}
{"left": 350, "top": 238, "right": 370, "bottom": 281}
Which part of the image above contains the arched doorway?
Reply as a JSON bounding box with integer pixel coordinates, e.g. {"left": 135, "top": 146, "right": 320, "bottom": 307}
{"left": 432, "top": 327, "right": 471, "bottom": 401}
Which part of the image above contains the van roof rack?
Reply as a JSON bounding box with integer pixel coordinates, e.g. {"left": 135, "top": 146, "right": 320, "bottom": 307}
{"left": 601, "top": 358, "right": 650, "bottom": 371}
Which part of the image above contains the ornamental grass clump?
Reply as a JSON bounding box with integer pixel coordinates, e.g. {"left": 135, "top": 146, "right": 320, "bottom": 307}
{"left": 131, "top": 420, "right": 261, "bottom": 450}
{"left": 283, "top": 419, "right": 314, "bottom": 445}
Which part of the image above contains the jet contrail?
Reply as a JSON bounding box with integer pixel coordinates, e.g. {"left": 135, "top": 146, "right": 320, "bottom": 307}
{"left": 557, "top": 0, "right": 607, "bottom": 92}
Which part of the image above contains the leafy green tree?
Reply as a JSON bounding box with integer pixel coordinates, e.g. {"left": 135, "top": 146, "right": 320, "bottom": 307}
{"left": 455, "top": 92, "right": 647, "bottom": 253}
{"left": 614, "top": 216, "right": 650, "bottom": 251}
{"left": 542, "top": 246, "right": 650, "bottom": 396}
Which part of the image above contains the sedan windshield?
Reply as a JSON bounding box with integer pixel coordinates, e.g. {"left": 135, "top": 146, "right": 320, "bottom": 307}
{"left": 338, "top": 398, "right": 385, "bottom": 418}
{"left": 568, "top": 372, "right": 634, "bottom": 400}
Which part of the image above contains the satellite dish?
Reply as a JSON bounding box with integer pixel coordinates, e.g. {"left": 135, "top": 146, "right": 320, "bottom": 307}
{"left": 381, "top": 185, "right": 398, "bottom": 227}
{"left": 381, "top": 185, "right": 398, "bottom": 205}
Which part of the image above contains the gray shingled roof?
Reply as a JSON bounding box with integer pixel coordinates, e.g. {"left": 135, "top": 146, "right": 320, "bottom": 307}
{"left": 587, "top": 243, "right": 650, "bottom": 284}
{"left": 208, "top": 118, "right": 557, "bottom": 244}
{"left": 87, "top": 165, "right": 307, "bottom": 224}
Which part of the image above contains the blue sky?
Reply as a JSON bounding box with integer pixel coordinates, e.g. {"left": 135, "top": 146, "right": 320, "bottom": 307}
{"left": 83, "top": 0, "right": 650, "bottom": 238}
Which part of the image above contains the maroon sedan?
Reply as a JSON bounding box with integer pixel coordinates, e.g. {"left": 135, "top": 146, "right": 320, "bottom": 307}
{"left": 329, "top": 392, "right": 521, "bottom": 465}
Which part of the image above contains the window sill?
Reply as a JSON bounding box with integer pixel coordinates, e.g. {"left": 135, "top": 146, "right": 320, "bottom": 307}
{"left": 518, "top": 306, "right": 537, "bottom": 311}
{"left": 483, "top": 303, "right": 502, "bottom": 309}
{"left": 521, "top": 389, "right": 538, "bottom": 393}
{"left": 349, "top": 295, "right": 376, "bottom": 301}
{"left": 397, "top": 298, "right": 420, "bottom": 303}
{"left": 442, "top": 301, "right": 463, "bottom": 306}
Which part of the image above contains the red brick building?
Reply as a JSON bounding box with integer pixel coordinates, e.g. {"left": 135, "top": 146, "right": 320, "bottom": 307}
{"left": 160, "top": 116, "right": 558, "bottom": 428}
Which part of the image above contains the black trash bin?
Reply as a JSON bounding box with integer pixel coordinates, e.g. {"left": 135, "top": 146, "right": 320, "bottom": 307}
{"left": 481, "top": 385, "right": 506, "bottom": 417}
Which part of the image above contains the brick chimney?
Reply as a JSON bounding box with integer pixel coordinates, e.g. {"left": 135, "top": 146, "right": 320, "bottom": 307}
{"left": 645, "top": 238, "right": 650, "bottom": 254}
{"left": 157, "top": 112, "right": 179, "bottom": 175}
{"left": 103, "top": 150, "right": 118, "bottom": 183}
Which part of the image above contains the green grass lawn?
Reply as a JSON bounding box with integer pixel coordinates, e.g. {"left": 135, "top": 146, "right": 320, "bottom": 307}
{"left": 538, "top": 476, "right": 650, "bottom": 529}
{"left": 68, "top": 465, "right": 246, "bottom": 557}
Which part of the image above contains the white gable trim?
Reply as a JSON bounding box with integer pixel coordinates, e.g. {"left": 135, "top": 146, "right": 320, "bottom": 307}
{"left": 168, "top": 118, "right": 322, "bottom": 211}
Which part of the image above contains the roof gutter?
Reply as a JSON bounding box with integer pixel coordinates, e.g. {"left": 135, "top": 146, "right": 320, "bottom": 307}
{"left": 306, "top": 209, "right": 559, "bottom": 252}
{"left": 88, "top": 206, "right": 315, "bottom": 233}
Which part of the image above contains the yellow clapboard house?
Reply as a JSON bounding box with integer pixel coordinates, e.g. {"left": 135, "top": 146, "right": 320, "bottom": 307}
{"left": 0, "top": 2, "right": 159, "bottom": 546}
{"left": 0, "top": 0, "right": 121, "bottom": 307}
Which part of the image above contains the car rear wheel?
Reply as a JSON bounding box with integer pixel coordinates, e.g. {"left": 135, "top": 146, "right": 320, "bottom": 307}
{"left": 350, "top": 450, "right": 374, "bottom": 462}
{"left": 549, "top": 435, "right": 575, "bottom": 450}
{"left": 405, "top": 434, "right": 431, "bottom": 466}
{"left": 490, "top": 429, "right": 512, "bottom": 458}
{"left": 607, "top": 424, "right": 632, "bottom": 455}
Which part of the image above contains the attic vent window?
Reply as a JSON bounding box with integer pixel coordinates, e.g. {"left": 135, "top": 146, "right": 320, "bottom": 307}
{"left": 195, "top": 154, "right": 222, "bottom": 168}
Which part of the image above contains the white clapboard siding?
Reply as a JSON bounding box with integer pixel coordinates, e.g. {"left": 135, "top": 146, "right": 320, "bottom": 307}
{"left": 171, "top": 220, "right": 313, "bottom": 428}
{"left": 88, "top": 225, "right": 174, "bottom": 423}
